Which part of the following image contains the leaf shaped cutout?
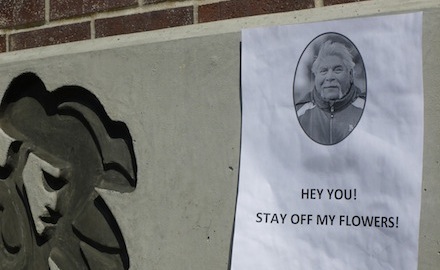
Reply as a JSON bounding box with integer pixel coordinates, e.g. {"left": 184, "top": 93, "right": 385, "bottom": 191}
{"left": 80, "top": 241, "right": 125, "bottom": 270}
{"left": 1, "top": 203, "right": 23, "bottom": 254}
{"left": 72, "top": 196, "right": 120, "bottom": 250}
{"left": 98, "top": 170, "right": 135, "bottom": 193}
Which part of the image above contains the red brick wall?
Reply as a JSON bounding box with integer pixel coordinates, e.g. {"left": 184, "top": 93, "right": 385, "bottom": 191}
{"left": 0, "top": 0, "right": 369, "bottom": 53}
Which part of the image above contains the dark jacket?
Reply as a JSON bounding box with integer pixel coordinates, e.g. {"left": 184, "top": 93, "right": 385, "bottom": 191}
{"left": 296, "top": 84, "right": 365, "bottom": 145}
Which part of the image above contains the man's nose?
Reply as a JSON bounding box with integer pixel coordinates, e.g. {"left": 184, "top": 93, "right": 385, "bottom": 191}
{"left": 325, "top": 70, "right": 335, "bottom": 80}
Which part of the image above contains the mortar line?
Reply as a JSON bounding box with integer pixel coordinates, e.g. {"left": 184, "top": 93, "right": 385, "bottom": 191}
{"left": 193, "top": 1, "right": 199, "bottom": 24}
{"left": 45, "top": 0, "right": 50, "bottom": 23}
{"left": 315, "top": 0, "right": 324, "bottom": 8}
{"left": 5, "top": 33, "right": 9, "bottom": 52}
{"left": 90, "top": 19, "right": 95, "bottom": 39}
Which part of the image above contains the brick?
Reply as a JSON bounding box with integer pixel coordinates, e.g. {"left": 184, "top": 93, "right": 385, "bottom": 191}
{"left": 9, "top": 23, "right": 91, "bottom": 51}
{"left": 143, "top": 0, "right": 167, "bottom": 4}
{"left": 0, "top": 0, "right": 45, "bottom": 29}
{"left": 0, "top": 35, "right": 5, "bottom": 53}
{"left": 95, "top": 7, "right": 193, "bottom": 38}
{"left": 324, "top": 0, "right": 368, "bottom": 6}
{"left": 198, "top": 0, "right": 314, "bottom": 23}
{"left": 50, "top": 0, "right": 138, "bottom": 20}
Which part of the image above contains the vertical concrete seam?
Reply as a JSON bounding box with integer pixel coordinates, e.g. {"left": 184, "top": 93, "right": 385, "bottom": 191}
{"left": 315, "top": 0, "right": 324, "bottom": 8}
{"left": 45, "top": 0, "right": 50, "bottom": 23}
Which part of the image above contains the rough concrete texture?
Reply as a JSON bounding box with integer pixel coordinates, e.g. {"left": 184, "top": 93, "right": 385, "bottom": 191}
{"left": 0, "top": 33, "right": 241, "bottom": 269}
{"left": 0, "top": 2, "right": 438, "bottom": 269}
{"left": 418, "top": 9, "right": 440, "bottom": 270}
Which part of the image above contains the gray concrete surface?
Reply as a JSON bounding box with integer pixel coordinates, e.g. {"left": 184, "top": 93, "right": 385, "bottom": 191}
{"left": 0, "top": 1, "right": 438, "bottom": 269}
{"left": 418, "top": 8, "right": 440, "bottom": 270}
{"left": 0, "top": 33, "right": 242, "bottom": 270}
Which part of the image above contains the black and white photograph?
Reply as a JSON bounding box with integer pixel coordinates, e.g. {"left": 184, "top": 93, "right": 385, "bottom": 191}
{"left": 294, "top": 33, "right": 366, "bottom": 145}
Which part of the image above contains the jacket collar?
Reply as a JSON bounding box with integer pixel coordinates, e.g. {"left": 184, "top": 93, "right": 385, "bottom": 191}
{"left": 311, "top": 83, "right": 359, "bottom": 113}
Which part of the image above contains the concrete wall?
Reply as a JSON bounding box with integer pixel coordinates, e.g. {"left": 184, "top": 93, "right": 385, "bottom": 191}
{"left": 0, "top": 0, "right": 439, "bottom": 269}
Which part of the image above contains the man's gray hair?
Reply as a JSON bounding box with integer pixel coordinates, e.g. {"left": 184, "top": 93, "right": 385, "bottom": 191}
{"left": 311, "top": 40, "right": 355, "bottom": 74}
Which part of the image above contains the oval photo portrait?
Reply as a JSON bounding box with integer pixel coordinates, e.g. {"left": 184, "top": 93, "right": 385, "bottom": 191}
{"left": 293, "top": 33, "right": 367, "bottom": 145}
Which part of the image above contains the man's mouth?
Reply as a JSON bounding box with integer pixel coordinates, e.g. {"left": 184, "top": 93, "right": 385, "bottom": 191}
{"left": 323, "top": 85, "right": 339, "bottom": 89}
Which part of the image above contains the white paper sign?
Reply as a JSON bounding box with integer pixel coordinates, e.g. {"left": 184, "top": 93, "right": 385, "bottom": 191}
{"left": 232, "top": 13, "right": 423, "bottom": 270}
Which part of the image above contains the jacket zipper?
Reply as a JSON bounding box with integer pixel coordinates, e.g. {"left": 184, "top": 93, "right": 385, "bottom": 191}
{"left": 330, "top": 106, "right": 334, "bottom": 144}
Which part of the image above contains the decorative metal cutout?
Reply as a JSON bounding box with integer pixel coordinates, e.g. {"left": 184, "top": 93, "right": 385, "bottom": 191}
{"left": 0, "top": 73, "right": 137, "bottom": 269}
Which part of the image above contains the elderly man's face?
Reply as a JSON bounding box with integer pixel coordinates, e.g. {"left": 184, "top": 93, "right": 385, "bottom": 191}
{"left": 314, "top": 55, "right": 352, "bottom": 101}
